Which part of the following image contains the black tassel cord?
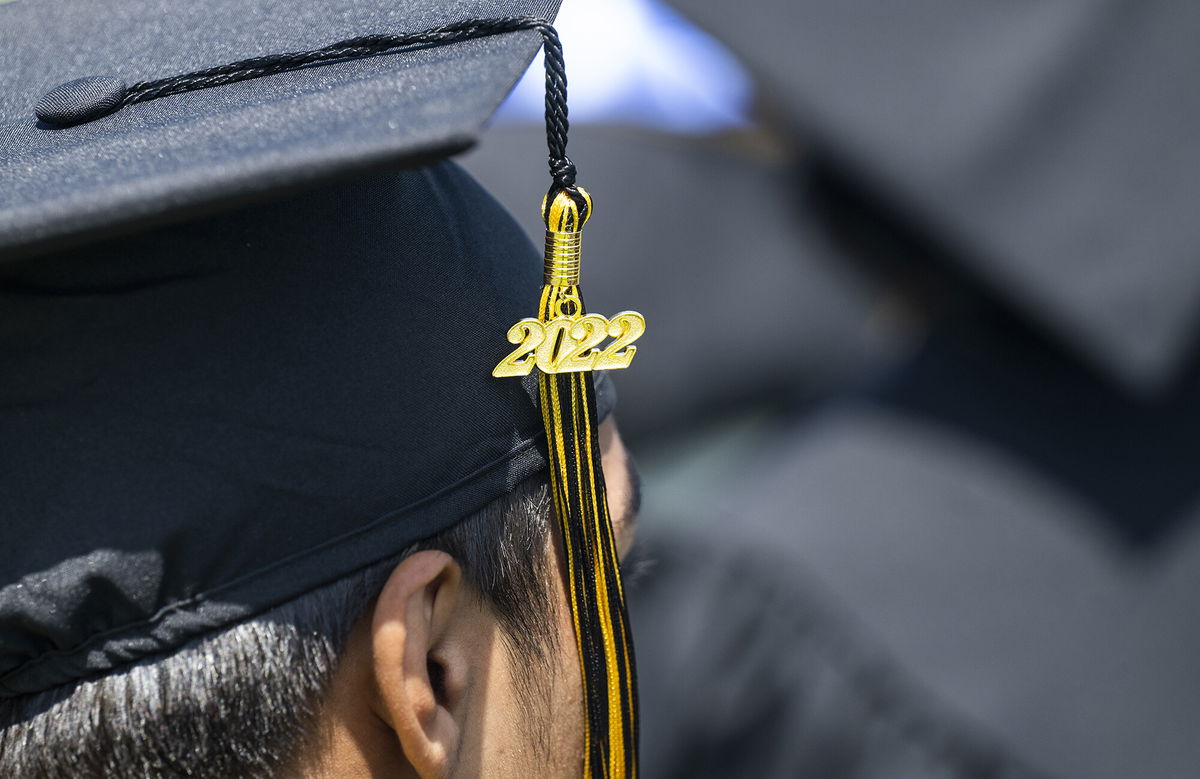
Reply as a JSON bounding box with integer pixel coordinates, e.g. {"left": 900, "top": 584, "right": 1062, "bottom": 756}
{"left": 37, "top": 17, "right": 640, "bottom": 779}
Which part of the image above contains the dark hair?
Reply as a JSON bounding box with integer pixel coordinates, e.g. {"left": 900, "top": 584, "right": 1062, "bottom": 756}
{"left": 0, "top": 476, "right": 555, "bottom": 778}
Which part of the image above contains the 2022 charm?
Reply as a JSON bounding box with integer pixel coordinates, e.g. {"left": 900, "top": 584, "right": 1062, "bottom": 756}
{"left": 493, "top": 310, "right": 645, "bottom": 376}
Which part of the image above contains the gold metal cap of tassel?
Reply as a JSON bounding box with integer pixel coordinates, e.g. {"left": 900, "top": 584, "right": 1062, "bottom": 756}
{"left": 492, "top": 188, "right": 647, "bottom": 379}
{"left": 544, "top": 229, "right": 582, "bottom": 286}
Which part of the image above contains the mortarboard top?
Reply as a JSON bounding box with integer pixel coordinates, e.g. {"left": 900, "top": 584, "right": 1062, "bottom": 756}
{"left": 0, "top": 2, "right": 640, "bottom": 773}
{"left": 670, "top": 0, "right": 1200, "bottom": 393}
{"left": 0, "top": 0, "right": 558, "bottom": 261}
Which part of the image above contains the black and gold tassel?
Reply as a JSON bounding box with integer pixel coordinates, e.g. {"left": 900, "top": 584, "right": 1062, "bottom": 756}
{"left": 540, "top": 187, "right": 639, "bottom": 779}
{"left": 490, "top": 22, "right": 643, "bottom": 778}
{"left": 493, "top": 183, "right": 644, "bottom": 778}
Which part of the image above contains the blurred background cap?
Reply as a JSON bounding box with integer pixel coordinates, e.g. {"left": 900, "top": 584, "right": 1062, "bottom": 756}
{"left": 669, "top": 0, "right": 1200, "bottom": 394}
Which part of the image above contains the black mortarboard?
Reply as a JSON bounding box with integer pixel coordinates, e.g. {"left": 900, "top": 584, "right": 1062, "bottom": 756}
{"left": 2, "top": 0, "right": 557, "bottom": 259}
{"left": 670, "top": 0, "right": 1200, "bottom": 392}
{"left": 0, "top": 2, "right": 639, "bottom": 775}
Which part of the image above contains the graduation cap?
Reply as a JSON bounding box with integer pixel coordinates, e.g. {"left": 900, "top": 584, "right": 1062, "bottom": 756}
{"left": 0, "top": 1, "right": 639, "bottom": 775}
{"left": 670, "top": 0, "right": 1200, "bottom": 393}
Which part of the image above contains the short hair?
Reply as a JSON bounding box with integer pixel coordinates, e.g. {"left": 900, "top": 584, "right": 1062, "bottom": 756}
{"left": 0, "top": 476, "right": 556, "bottom": 778}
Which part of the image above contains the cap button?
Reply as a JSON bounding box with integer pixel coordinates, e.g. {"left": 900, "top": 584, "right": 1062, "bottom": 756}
{"left": 36, "top": 76, "right": 128, "bottom": 127}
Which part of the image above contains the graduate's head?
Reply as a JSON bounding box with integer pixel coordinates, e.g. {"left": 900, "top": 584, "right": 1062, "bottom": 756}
{"left": 0, "top": 459, "right": 640, "bottom": 779}
{"left": 0, "top": 462, "right": 639, "bottom": 779}
{"left": 0, "top": 164, "right": 640, "bottom": 777}
{"left": 0, "top": 2, "right": 644, "bottom": 776}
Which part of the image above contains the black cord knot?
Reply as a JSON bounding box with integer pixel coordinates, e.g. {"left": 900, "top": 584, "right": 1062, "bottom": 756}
{"left": 550, "top": 156, "right": 577, "bottom": 188}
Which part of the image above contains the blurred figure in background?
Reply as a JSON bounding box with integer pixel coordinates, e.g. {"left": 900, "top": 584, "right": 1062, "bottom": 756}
{"left": 473, "top": 1, "right": 1200, "bottom": 777}
{"left": 672, "top": 2, "right": 1200, "bottom": 778}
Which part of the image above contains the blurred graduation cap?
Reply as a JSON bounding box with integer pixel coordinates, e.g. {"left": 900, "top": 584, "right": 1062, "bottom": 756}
{"left": 0, "top": 1, "right": 638, "bottom": 773}
{"left": 669, "top": 0, "right": 1200, "bottom": 393}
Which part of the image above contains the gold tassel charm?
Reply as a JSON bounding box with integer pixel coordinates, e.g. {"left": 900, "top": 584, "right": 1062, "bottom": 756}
{"left": 493, "top": 187, "right": 642, "bottom": 778}
{"left": 492, "top": 189, "right": 645, "bottom": 380}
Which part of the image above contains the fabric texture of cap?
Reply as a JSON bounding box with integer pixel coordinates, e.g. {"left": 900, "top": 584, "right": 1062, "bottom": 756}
{"left": 0, "top": 0, "right": 559, "bottom": 262}
{"left": 670, "top": 0, "right": 1200, "bottom": 392}
{"left": 0, "top": 163, "right": 614, "bottom": 698}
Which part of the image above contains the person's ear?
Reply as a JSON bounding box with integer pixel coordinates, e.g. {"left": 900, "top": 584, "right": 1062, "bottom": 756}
{"left": 371, "top": 550, "right": 471, "bottom": 778}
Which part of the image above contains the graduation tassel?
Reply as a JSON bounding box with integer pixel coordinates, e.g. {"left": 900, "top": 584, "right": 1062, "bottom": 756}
{"left": 491, "top": 25, "right": 644, "bottom": 779}
{"left": 541, "top": 187, "right": 639, "bottom": 779}
{"left": 491, "top": 186, "right": 644, "bottom": 779}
